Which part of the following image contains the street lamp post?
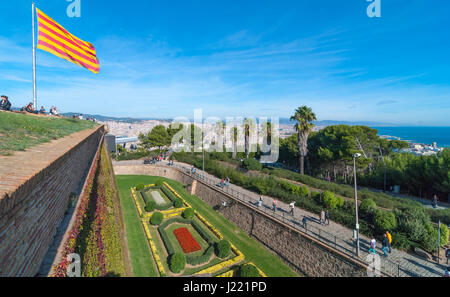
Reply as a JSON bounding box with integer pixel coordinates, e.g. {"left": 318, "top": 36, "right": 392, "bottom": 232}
{"left": 353, "top": 153, "right": 361, "bottom": 257}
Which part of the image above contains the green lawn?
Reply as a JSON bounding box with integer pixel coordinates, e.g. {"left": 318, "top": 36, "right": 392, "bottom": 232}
{"left": 0, "top": 112, "right": 97, "bottom": 155}
{"left": 116, "top": 177, "right": 158, "bottom": 276}
{"left": 116, "top": 175, "right": 299, "bottom": 277}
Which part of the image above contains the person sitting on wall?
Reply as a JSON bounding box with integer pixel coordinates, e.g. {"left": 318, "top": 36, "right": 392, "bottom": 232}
{"left": 24, "top": 102, "right": 37, "bottom": 114}
{"left": 0, "top": 95, "right": 12, "bottom": 111}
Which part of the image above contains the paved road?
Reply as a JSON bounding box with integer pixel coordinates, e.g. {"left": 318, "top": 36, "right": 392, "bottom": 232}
{"left": 114, "top": 159, "right": 449, "bottom": 277}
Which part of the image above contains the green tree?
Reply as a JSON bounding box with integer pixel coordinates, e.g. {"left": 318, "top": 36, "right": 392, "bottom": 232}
{"left": 290, "top": 106, "right": 316, "bottom": 175}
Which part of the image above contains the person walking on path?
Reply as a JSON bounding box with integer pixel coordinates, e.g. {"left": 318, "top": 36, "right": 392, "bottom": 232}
{"left": 320, "top": 210, "right": 325, "bottom": 225}
{"left": 302, "top": 216, "right": 307, "bottom": 229}
{"left": 258, "top": 196, "right": 263, "bottom": 208}
{"left": 289, "top": 201, "right": 295, "bottom": 216}
{"left": 386, "top": 231, "right": 392, "bottom": 253}
{"left": 368, "top": 238, "right": 377, "bottom": 255}
{"left": 382, "top": 234, "right": 389, "bottom": 257}
{"left": 325, "top": 209, "right": 330, "bottom": 225}
{"left": 272, "top": 199, "right": 277, "bottom": 213}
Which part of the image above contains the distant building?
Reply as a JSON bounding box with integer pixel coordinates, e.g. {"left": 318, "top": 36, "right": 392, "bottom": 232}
{"left": 105, "top": 134, "right": 117, "bottom": 153}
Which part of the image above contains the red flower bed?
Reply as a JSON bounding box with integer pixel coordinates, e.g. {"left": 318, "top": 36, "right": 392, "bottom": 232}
{"left": 173, "top": 227, "right": 201, "bottom": 254}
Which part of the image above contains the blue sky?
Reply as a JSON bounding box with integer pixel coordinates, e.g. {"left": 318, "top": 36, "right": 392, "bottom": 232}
{"left": 1, "top": 0, "right": 449, "bottom": 125}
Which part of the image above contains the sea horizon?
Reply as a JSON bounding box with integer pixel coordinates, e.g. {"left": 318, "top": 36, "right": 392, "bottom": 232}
{"left": 371, "top": 126, "right": 450, "bottom": 148}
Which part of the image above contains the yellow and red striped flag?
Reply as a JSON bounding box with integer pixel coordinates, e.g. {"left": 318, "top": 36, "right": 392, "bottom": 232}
{"left": 36, "top": 8, "right": 100, "bottom": 74}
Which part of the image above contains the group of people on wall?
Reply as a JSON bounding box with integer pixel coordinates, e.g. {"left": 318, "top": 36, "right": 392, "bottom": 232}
{"left": 1, "top": 95, "right": 60, "bottom": 116}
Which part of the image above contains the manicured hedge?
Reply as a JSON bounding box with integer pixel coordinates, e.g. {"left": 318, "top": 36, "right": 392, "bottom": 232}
{"left": 150, "top": 212, "right": 163, "bottom": 225}
{"left": 182, "top": 208, "right": 194, "bottom": 219}
{"left": 141, "top": 188, "right": 173, "bottom": 211}
{"left": 145, "top": 200, "right": 156, "bottom": 212}
{"left": 240, "top": 263, "right": 260, "bottom": 277}
{"left": 216, "top": 240, "right": 231, "bottom": 258}
{"left": 174, "top": 198, "right": 184, "bottom": 208}
{"left": 186, "top": 245, "right": 215, "bottom": 266}
{"left": 169, "top": 253, "right": 186, "bottom": 273}
{"left": 158, "top": 217, "right": 218, "bottom": 258}
{"left": 161, "top": 185, "right": 178, "bottom": 202}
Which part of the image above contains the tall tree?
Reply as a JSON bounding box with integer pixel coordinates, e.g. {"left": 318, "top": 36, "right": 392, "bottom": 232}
{"left": 243, "top": 118, "right": 256, "bottom": 158}
{"left": 290, "top": 106, "right": 316, "bottom": 175}
{"left": 147, "top": 125, "right": 170, "bottom": 150}
{"left": 232, "top": 126, "right": 238, "bottom": 159}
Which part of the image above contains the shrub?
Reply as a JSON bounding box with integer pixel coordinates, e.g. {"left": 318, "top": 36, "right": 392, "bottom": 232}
{"left": 311, "top": 191, "right": 321, "bottom": 203}
{"left": 186, "top": 245, "right": 214, "bottom": 266}
{"left": 169, "top": 253, "right": 186, "bottom": 273}
{"left": 150, "top": 212, "right": 163, "bottom": 225}
{"left": 174, "top": 198, "right": 184, "bottom": 208}
{"left": 394, "top": 207, "right": 430, "bottom": 243}
{"left": 440, "top": 224, "right": 449, "bottom": 246}
{"left": 135, "top": 183, "right": 145, "bottom": 191}
{"left": 242, "top": 158, "right": 262, "bottom": 171}
{"left": 145, "top": 200, "right": 156, "bottom": 212}
{"left": 240, "top": 263, "right": 260, "bottom": 277}
{"left": 421, "top": 223, "right": 439, "bottom": 253}
{"left": 155, "top": 179, "right": 164, "bottom": 187}
{"left": 360, "top": 199, "right": 377, "bottom": 216}
{"left": 216, "top": 240, "right": 231, "bottom": 258}
{"left": 374, "top": 210, "right": 397, "bottom": 233}
{"left": 182, "top": 208, "right": 194, "bottom": 219}
{"left": 298, "top": 186, "right": 310, "bottom": 198}
{"left": 161, "top": 185, "right": 178, "bottom": 202}
{"left": 322, "top": 191, "right": 343, "bottom": 209}
{"left": 391, "top": 232, "right": 413, "bottom": 251}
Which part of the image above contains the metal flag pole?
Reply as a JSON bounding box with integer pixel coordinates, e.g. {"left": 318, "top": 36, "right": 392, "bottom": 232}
{"left": 32, "top": 2, "right": 37, "bottom": 109}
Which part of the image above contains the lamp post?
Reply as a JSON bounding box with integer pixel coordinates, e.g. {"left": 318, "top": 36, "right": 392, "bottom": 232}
{"left": 353, "top": 153, "right": 362, "bottom": 257}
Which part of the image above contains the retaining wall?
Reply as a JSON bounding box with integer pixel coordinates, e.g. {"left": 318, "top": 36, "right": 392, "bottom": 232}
{"left": 0, "top": 125, "right": 105, "bottom": 276}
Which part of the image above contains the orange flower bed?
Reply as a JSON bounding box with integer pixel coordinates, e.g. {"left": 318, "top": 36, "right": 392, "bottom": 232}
{"left": 173, "top": 227, "right": 201, "bottom": 254}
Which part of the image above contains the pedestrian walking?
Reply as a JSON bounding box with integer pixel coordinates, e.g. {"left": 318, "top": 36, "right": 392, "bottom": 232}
{"left": 258, "top": 196, "right": 263, "bottom": 208}
{"left": 302, "top": 216, "right": 307, "bottom": 229}
{"left": 382, "top": 234, "right": 389, "bottom": 257}
{"left": 272, "top": 199, "right": 277, "bottom": 212}
{"left": 386, "top": 231, "right": 392, "bottom": 253}
{"left": 325, "top": 209, "right": 330, "bottom": 225}
{"left": 320, "top": 210, "right": 325, "bottom": 225}
{"left": 368, "top": 238, "right": 377, "bottom": 255}
{"left": 289, "top": 201, "right": 295, "bottom": 216}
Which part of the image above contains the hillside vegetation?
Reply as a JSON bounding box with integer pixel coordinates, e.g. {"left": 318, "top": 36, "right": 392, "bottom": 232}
{"left": 0, "top": 112, "right": 97, "bottom": 155}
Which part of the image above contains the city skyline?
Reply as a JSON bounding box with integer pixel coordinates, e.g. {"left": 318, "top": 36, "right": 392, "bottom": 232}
{"left": 1, "top": 0, "right": 450, "bottom": 125}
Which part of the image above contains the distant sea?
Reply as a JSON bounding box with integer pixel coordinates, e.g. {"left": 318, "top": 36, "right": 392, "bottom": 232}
{"left": 371, "top": 127, "right": 450, "bottom": 148}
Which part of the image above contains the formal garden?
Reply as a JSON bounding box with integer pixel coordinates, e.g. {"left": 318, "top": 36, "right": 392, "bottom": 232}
{"left": 116, "top": 175, "right": 298, "bottom": 277}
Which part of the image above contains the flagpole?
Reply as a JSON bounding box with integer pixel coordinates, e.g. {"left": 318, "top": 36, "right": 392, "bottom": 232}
{"left": 32, "top": 2, "right": 37, "bottom": 109}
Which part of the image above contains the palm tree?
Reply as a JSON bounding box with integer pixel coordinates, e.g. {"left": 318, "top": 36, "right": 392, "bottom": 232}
{"left": 232, "top": 126, "right": 238, "bottom": 159}
{"left": 290, "top": 106, "right": 316, "bottom": 175}
{"left": 243, "top": 118, "right": 256, "bottom": 158}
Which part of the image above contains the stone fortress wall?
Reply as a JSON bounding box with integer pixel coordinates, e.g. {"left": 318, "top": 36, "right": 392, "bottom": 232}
{"left": 0, "top": 126, "right": 106, "bottom": 276}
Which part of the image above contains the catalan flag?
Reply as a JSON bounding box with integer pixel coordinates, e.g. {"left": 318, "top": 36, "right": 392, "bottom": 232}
{"left": 36, "top": 8, "right": 100, "bottom": 74}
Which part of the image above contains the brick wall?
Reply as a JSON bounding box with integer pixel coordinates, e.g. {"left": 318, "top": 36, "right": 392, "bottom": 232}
{"left": 114, "top": 164, "right": 367, "bottom": 277}
{"left": 0, "top": 126, "right": 105, "bottom": 276}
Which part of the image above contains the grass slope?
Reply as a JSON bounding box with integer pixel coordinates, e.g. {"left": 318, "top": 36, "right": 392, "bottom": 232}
{"left": 116, "top": 175, "right": 299, "bottom": 277}
{"left": 0, "top": 112, "right": 97, "bottom": 155}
